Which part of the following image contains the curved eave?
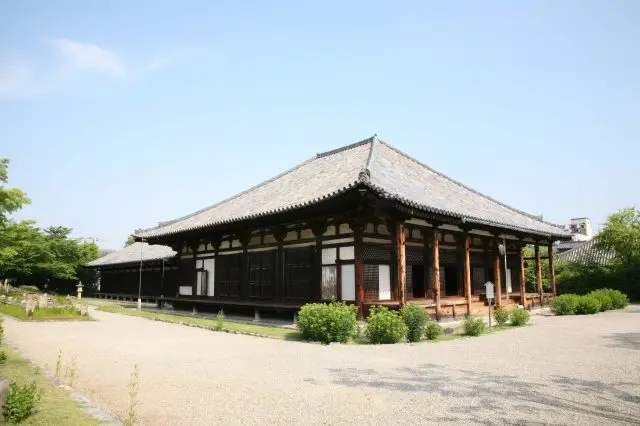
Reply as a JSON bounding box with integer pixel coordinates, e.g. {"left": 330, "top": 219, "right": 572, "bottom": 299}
{"left": 136, "top": 181, "right": 361, "bottom": 239}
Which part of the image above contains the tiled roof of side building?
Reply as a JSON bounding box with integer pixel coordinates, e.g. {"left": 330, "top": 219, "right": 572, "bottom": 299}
{"left": 136, "top": 136, "right": 572, "bottom": 239}
{"left": 85, "top": 242, "right": 176, "bottom": 267}
{"left": 556, "top": 238, "right": 615, "bottom": 265}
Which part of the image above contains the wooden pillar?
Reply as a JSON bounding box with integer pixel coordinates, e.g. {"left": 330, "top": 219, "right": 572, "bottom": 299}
{"left": 274, "top": 227, "right": 286, "bottom": 301}
{"left": 396, "top": 222, "right": 406, "bottom": 308}
{"left": 388, "top": 221, "right": 398, "bottom": 301}
{"left": 518, "top": 241, "right": 527, "bottom": 308}
{"left": 352, "top": 222, "right": 365, "bottom": 318}
{"left": 423, "top": 230, "right": 433, "bottom": 298}
{"left": 494, "top": 236, "right": 502, "bottom": 307}
{"left": 548, "top": 243, "right": 556, "bottom": 296}
{"left": 310, "top": 223, "right": 326, "bottom": 301}
{"left": 463, "top": 233, "right": 472, "bottom": 316}
{"left": 239, "top": 233, "right": 250, "bottom": 299}
{"left": 432, "top": 229, "right": 441, "bottom": 320}
{"left": 190, "top": 241, "right": 198, "bottom": 297}
{"left": 535, "top": 243, "right": 543, "bottom": 305}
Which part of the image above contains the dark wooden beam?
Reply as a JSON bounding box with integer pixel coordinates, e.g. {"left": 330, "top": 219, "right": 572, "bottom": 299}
{"left": 396, "top": 222, "right": 406, "bottom": 308}
{"left": 463, "top": 233, "right": 472, "bottom": 316}
{"left": 494, "top": 236, "right": 502, "bottom": 307}
{"left": 352, "top": 221, "right": 365, "bottom": 319}
{"left": 548, "top": 243, "right": 556, "bottom": 296}
{"left": 432, "top": 228, "right": 441, "bottom": 320}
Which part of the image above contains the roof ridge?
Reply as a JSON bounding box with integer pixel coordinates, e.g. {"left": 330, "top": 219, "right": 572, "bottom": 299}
{"left": 375, "top": 138, "right": 566, "bottom": 230}
{"left": 357, "top": 134, "right": 378, "bottom": 183}
{"left": 316, "top": 136, "right": 375, "bottom": 158}
{"left": 136, "top": 137, "right": 376, "bottom": 236}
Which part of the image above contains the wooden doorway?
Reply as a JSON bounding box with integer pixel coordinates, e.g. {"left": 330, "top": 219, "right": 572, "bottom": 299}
{"left": 444, "top": 265, "right": 457, "bottom": 296}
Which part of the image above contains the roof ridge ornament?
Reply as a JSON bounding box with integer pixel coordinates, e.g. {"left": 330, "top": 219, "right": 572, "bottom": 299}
{"left": 358, "top": 168, "right": 371, "bottom": 183}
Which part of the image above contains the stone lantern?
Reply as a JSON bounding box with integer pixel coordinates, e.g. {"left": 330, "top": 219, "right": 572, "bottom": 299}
{"left": 76, "top": 281, "right": 83, "bottom": 300}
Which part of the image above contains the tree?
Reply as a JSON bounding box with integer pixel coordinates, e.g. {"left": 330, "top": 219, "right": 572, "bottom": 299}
{"left": 596, "top": 207, "right": 640, "bottom": 267}
{"left": 0, "top": 158, "right": 30, "bottom": 226}
{"left": 124, "top": 235, "right": 136, "bottom": 247}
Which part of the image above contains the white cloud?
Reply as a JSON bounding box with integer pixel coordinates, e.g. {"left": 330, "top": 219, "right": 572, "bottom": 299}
{"left": 48, "top": 38, "right": 126, "bottom": 77}
{"left": 0, "top": 38, "right": 205, "bottom": 98}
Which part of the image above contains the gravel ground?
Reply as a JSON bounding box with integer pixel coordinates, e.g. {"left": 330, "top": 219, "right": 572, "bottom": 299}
{"left": 4, "top": 306, "right": 639, "bottom": 425}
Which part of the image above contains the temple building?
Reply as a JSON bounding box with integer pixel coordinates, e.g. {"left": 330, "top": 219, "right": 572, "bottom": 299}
{"left": 127, "top": 136, "right": 571, "bottom": 318}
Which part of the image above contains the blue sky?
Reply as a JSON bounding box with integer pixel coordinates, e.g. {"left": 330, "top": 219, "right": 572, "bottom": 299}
{"left": 1, "top": 1, "right": 638, "bottom": 249}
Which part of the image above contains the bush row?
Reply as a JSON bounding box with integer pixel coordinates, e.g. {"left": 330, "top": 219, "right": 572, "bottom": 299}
{"left": 298, "top": 302, "right": 533, "bottom": 344}
{"left": 297, "top": 302, "right": 446, "bottom": 344}
{"left": 552, "top": 289, "right": 629, "bottom": 316}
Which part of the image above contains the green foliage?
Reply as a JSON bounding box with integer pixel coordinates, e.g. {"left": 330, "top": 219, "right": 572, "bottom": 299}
{"left": 463, "top": 317, "right": 485, "bottom": 336}
{"left": 2, "top": 381, "right": 41, "bottom": 423}
{"left": 124, "top": 235, "right": 136, "bottom": 247}
{"left": 215, "top": 310, "right": 224, "bottom": 331}
{"left": 575, "top": 295, "right": 601, "bottom": 315}
{"left": 552, "top": 294, "right": 580, "bottom": 315}
{"left": 0, "top": 304, "right": 87, "bottom": 321}
{"left": 607, "top": 289, "right": 630, "bottom": 309}
{"left": 400, "top": 303, "right": 427, "bottom": 342}
{"left": 493, "top": 307, "right": 509, "bottom": 325}
{"left": 18, "top": 285, "right": 39, "bottom": 293}
{"left": 0, "top": 350, "right": 6, "bottom": 365}
{"left": 0, "top": 159, "right": 99, "bottom": 287}
{"left": 297, "top": 301, "right": 357, "bottom": 343}
{"left": 509, "top": 308, "right": 530, "bottom": 326}
{"left": 423, "top": 321, "right": 443, "bottom": 340}
{"left": 125, "top": 364, "right": 139, "bottom": 426}
{"left": 365, "top": 306, "right": 407, "bottom": 344}
{"left": 596, "top": 207, "right": 640, "bottom": 268}
{"left": 556, "top": 261, "right": 639, "bottom": 302}
{"left": 589, "top": 289, "right": 613, "bottom": 311}
{"left": 0, "top": 158, "right": 31, "bottom": 226}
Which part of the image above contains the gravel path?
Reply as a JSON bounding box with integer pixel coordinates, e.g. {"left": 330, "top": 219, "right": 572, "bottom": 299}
{"left": 4, "top": 306, "right": 639, "bottom": 425}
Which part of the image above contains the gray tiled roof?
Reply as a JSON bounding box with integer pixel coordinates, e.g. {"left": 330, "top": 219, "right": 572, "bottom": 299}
{"left": 556, "top": 240, "right": 585, "bottom": 252}
{"left": 85, "top": 242, "right": 176, "bottom": 267}
{"left": 136, "top": 136, "right": 571, "bottom": 239}
{"left": 556, "top": 238, "right": 615, "bottom": 265}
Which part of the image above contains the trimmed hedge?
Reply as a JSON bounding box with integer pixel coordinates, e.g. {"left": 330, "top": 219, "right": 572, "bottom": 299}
{"left": 493, "top": 307, "right": 509, "bottom": 325}
{"left": 424, "top": 321, "right": 443, "bottom": 340}
{"left": 575, "top": 295, "right": 601, "bottom": 315}
{"left": 510, "top": 308, "right": 530, "bottom": 326}
{"left": 401, "top": 303, "right": 427, "bottom": 343}
{"left": 463, "top": 317, "right": 485, "bottom": 336}
{"left": 553, "top": 290, "right": 629, "bottom": 316}
{"left": 366, "top": 306, "right": 407, "bottom": 344}
{"left": 552, "top": 294, "right": 580, "bottom": 315}
{"left": 297, "top": 301, "right": 357, "bottom": 343}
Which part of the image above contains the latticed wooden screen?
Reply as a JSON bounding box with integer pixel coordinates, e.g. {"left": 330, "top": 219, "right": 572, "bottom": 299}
{"left": 321, "top": 266, "right": 337, "bottom": 299}
{"left": 362, "top": 246, "right": 391, "bottom": 262}
{"left": 364, "top": 264, "right": 379, "bottom": 301}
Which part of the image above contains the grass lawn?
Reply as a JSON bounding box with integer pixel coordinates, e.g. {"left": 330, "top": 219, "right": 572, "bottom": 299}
{"left": 0, "top": 305, "right": 91, "bottom": 321}
{"left": 0, "top": 344, "right": 100, "bottom": 425}
{"left": 97, "top": 305, "right": 304, "bottom": 340}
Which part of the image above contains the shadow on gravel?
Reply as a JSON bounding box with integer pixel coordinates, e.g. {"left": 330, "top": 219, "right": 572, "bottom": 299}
{"left": 604, "top": 332, "right": 640, "bottom": 351}
{"left": 327, "top": 364, "right": 639, "bottom": 424}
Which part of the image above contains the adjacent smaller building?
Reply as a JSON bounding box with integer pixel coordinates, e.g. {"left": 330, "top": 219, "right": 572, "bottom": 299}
{"left": 85, "top": 242, "right": 177, "bottom": 299}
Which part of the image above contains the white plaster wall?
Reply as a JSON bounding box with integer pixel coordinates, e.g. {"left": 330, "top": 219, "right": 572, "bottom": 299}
{"left": 341, "top": 264, "right": 355, "bottom": 301}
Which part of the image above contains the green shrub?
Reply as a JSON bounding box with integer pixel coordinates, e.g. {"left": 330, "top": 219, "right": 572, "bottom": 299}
{"left": 589, "top": 289, "right": 613, "bottom": 311}
{"left": 2, "top": 381, "right": 41, "bottom": 423}
{"left": 366, "top": 306, "right": 407, "bottom": 344}
{"left": 493, "top": 307, "right": 509, "bottom": 325}
{"left": 463, "top": 317, "right": 485, "bottom": 336}
{"left": 215, "top": 310, "right": 224, "bottom": 331}
{"left": 297, "top": 301, "right": 357, "bottom": 343}
{"left": 608, "top": 289, "right": 630, "bottom": 309}
{"left": 0, "top": 350, "right": 6, "bottom": 365}
{"left": 552, "top": 294, "right": 580, "bottom": 315}
{"left": 510, "top": 308, "right": 530, "bottom": 326}
{"left": 424, "top": 321, "right": 443, "bottom": 340}
{"left": 18, "top": 285, "right": 39, "bottom": 293}
{"left": 575, "top": 295, "right": 601, "bottom": 315}
{"left": 401, "top": 303, "right": 427, "bottom": 342}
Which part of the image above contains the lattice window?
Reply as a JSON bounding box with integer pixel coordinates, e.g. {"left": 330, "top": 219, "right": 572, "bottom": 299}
{"left": 439, "top": 251, "right": 457, "bottom": 265}
{"left": 364, "top": 264, "right": 379, "bottom": 301}
{"left": 215, "top": 253, "right": 242, "bottom": 297}
{"left": 406, "top": 248, "right": 423, "bottom": 263}
{"left": 284, "top": 247, "right": 313, "bottom": 300}
{"left": 248, "top": 251, "right": 275, "bottom": 299}
{"left": 362, "top": 246, "right": 391, "bottom": 262}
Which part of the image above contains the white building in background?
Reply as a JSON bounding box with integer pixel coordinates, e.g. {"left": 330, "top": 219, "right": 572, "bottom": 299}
{"left": 568, "top": 217, "right": 593, "bottom": 241}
